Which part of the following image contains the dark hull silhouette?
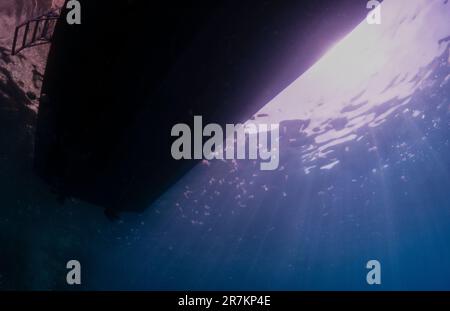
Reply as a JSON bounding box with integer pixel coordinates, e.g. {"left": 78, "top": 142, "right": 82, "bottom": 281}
{"left": 34, "top": 0, "right": 367, "bottom": 214}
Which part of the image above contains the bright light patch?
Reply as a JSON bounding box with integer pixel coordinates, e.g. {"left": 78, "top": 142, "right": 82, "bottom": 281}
{"left": 247, "top": 0, "right": 450, "bottom": 168}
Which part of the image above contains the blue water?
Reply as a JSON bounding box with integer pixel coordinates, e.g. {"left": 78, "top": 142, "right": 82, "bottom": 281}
{"left": 1, "top": 42, "right": 450, "bottom": 291}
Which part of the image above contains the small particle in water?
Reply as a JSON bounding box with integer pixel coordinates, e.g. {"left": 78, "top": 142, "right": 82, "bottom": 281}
{"left": 412, "top": 110, "right": 421, "bottom": 118}
{"left": 320, "top": 160, "right": 340, "bottom": 170}
{"left": 304, "top": 165, "right": 316, "bottom": 174}
{"left": 183, "top": 190, "right": 193, "bottom": 198}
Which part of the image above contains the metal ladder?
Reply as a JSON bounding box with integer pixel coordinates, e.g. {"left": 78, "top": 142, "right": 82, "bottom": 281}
{"left": 11, "top": 8, "right": 61, "bottom": 56}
